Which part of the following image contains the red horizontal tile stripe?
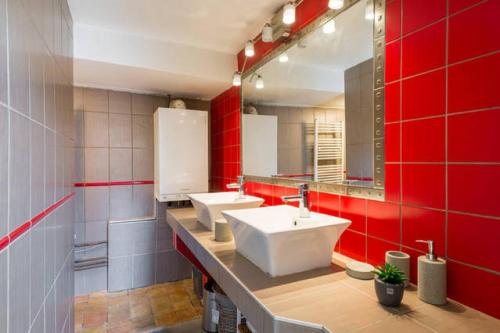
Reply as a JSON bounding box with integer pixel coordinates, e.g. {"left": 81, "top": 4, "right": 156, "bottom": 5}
{"left": 74, "top": 180, "right": 155, "bottom": 187}
{"left": 0, "top": 192, "right": 75, "bottom": 251}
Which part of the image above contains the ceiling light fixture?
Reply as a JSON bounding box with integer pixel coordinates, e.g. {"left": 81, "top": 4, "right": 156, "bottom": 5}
{"left": 256, "top": 75, "right": 264, "bottom": 89}
{"left": 322, "top": 19, "right": 336, "bottom": 34}
{"left": 262, "top": 23, "right": 273, "bottom": 42}
{"left": 232, "top": 72, "right": 242, "bottom": 86}
{"left": 245, "top": 40, "right": 255, "bottom": 57}
{"left": 283, "top": 2, "right": 296, "bottom": 25}
{"left": 365, "top": 0, "right": 374, "bottom": 20}
{"left": 328, "top": 0, "right": 344, "bottom": 10}
{"left": 279, "top": 53, "right": 289, "bottom": 63}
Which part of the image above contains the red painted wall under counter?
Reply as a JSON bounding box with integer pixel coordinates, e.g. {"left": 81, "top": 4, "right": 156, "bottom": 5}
{"left": 210, "top": 0, "right": 500, "bottom": 318}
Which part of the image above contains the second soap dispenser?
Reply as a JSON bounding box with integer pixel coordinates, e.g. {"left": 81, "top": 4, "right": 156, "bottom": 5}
{"left": 417, "top": 240, "right": 447, "bottom": 305}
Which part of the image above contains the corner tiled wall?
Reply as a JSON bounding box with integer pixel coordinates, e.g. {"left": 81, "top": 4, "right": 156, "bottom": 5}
{"left": 0, "top": 0, "right": 75, "bottom": 332}
{"left": 107, "top": 206, "right": 192, "bottom": 293}
{"left": 74, "top": 87, "right": 209, "bottom": 295}
{"left": 212, "top": 0, "right": 500, "bottom": 320}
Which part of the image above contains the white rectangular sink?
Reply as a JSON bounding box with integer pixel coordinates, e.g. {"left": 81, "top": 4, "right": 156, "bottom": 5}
{"left": 222, "top": 205, "right": 351, "bottom": 277}
{"left": 188, "top": 192, "right": 264, "bottom": 231}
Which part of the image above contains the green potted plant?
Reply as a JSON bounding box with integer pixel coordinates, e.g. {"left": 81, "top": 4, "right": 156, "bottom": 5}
{"left": 373, "top": 263, "right": 407, "bottom": 307}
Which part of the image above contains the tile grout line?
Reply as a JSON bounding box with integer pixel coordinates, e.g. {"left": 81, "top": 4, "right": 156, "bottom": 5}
{"left": 444, "top": 0, "right": 450, "bottom": 260}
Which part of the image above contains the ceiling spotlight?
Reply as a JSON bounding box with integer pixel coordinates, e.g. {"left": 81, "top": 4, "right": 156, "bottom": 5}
{"left": 322, "top": 20, "right": 336, "bottom": 34}
{"left": 256, "top": 75, "right": 264, "bottom": 89}
{"left": 279, "top": 53, "right": 289, "bottom": 63}
{"left": 365, "top": 0, "right": 374, "bottom": 20}
{"left": 245, "top": 40, "right": 255, "bottom": 57}
{"left": 262, "top": 23, "right": 273, "bottom": 42}
{"left": 328, "top": 0, "right": 344, "bottom": 10}
{"left": 283, "top": 2, "right": 296, "bottom": 25}
{"left": 232, "top": 72, "right": 242, "bottom": 86}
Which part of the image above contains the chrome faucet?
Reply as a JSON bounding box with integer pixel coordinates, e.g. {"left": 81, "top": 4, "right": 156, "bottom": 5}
{"left": 226, "top": 175, "right": 245, "bottom": 199}
{"left": 282, "top": 183, "right": 310, "bottom": 218}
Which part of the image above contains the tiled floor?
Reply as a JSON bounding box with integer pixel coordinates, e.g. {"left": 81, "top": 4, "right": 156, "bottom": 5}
{"left": 75, "top": 280, "right": 203, "bottom": 333}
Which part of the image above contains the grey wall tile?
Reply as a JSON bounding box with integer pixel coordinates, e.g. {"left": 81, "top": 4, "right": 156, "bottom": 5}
{"left": 133, "top": 253, "right": 155, "bottom": 288}
{"left": 131, "top": 94, "right": 155, "bottom": 115}
{"left": 74, "top": 111, "right": 84, "bottom": 147}
{"left": 85, "top": 221, "right": 107, "bottom": 243}
{"left": 84, "top": 147, "right": 109, "bottom": 182}
{"left": 108, "top": 222, "right": 135, "bottom": 257}
{"left": 110, "top": 148, "right": 132, "bottom": 182}
{"left": 74, "top": 147, "right": 85, "bottom": 182}
{"left": 30, "top": 39, "right": 45, "bottom": 124}
{"left": 156, "top": 251, "right": 177, "bottom": 283}
{"left": 31, "top": 305, "right": 45, "bottom": 333}
{"left": 31, "top": 122, "right": 46, "bottom": 216}
{"left": 73, "top": 87, "right": 84, "bottom": 112}
{"left": 84, "top": 112, "right": 109, "bottom": 147}
{"left": 132, "top": 184, "right": 154, "bottom": 217}
{"left": 44, "top": 215, "right": 56, "bottom": 292}
{"left": 45, "top": 286, "right": 56, "bottom": 333}
{"left": 109, "top": 91, "right": 131, "bottom": 114}
{"left": 30, "top": 222, "right": 45, "bottom": 322}
{"left": 132, "top": 148, "right": 153, "bottom": 181}
{"left": 84, "top": 187, "right": 109, "bottom": 222}
{"left": 109, "top": 185, "right": 133, "bottom": 220}
{"left": 175, "top": 251, "right": 192, "bottom": 280}
{"left": 9, "top": 111, "right": 30, "bottom": 231}
{"left": 0, "top": 106, "right": 7, "bottom": 237}
{"left": 45, "top": 128, "right": 55, "bottom": 208}
{"left": 9, "top": 234, "right": 30, "bottom": 333}
{"left": 75, "top": 222, "right": 85, "bottom": 244}
{"left": 0, "top": 249, "right": 7, "bottom": 333}
{"left": 43, "top": 55, "right": 56, "bottom": 130}
{"left": 0, "top": 0, "right": 6, "bottom": 104}
{"left": 8, "top": 0, "right": 30, "bottom": 115}
{"left": 156, "top": 220, "right": 173, "bottom": 252}
{"left": 133, "top": 220, "right": 156, "bottom": 255}
{"left": 108, "top": 256, "right": 133, "bottom": 292}
{"left": 132, "top": 115, "right": 153, "bottom": 148}
{"left": 74, "top": 188, "right": 85, "bottom": 223}
{"left": 109, "top": 113, "right": 132, "bottom": 148}
{"left": 84, "top": 266, "right": 107, "bottom": 293}
{"left": 83, "top": 88, "right": 108, "bottom": 113}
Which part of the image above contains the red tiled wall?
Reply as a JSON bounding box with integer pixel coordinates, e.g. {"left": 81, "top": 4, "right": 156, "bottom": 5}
{"left": 210, "top": 86, "right": 241, "bottom": 191}
{"left": 211, "top": 0, "right": 500, "bottom": 319}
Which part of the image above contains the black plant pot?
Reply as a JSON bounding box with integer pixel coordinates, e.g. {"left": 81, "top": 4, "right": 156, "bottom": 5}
{"left": 374, "top": 277, "right": 404, "bottom": 307}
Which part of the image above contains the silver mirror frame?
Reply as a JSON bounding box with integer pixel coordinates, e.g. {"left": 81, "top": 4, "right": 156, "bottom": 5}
{"left": 240, "top": 0, "right": 386, "bottom": 201}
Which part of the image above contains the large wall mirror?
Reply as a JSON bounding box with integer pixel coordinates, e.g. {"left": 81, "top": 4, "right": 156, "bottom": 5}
{"left": 241, "top": 0, "right": 385, "bottom": 197}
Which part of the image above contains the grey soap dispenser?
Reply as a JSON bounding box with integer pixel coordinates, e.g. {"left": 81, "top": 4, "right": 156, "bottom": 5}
{"left": 416, "top": 240, "right": 447, "bottom": 305}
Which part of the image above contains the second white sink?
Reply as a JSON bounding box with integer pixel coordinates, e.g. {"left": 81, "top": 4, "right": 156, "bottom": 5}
{"left": 188, "top": 192, "right": 264, "bottom": 231}
{"left": 222, "top": 205, "right": 351, "bottom": 277}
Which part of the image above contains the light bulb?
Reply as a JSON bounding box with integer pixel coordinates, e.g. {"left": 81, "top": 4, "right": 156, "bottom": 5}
{"left": 256, "top": 75, "right": 264, "bottom": 89}
{"left": 279, "top": 53, "right": 289, "bottom": 63}
{"left": 262, "top": 23, "right": 273, "bottom": 43}
{"left": 365, "top": 0, "right": 374, "bottom": 20}
{"left": 232, "top": 72, "right": 241, "bottom": 86}
{"left": 328, "top": 0, "right": 344, "bottom": 10}
{"left": 245, "top": 40, "right": 255, "bottom": 57}
{"left": 322, "top": 20, "right": 336, "bottom": 34}
{"left": 283, "top": 2, "right": 296, "bottom": 25}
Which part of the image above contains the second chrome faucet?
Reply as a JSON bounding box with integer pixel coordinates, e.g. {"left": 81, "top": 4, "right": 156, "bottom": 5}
{"left": 226, "top": 175, "right": 245, "bottom": 199}
{"left": 282, "top": 183, "right": 311, "bottom": 218}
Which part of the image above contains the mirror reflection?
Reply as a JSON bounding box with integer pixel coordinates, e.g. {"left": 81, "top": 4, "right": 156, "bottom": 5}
{"left": 242, "top": 1, "right": 376, "bottom": 187}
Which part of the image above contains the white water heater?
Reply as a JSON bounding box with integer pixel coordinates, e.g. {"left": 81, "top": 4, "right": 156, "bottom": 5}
{"left": 154, "top": 107, "right": 208, "bottom": 202}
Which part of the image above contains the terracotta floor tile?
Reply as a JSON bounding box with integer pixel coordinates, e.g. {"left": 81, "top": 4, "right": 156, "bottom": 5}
{"left": 83, "top": 312, "right": 108, "bottom": 328}
{"left": 75, "top": 279, "right": 199, "bottom": 333}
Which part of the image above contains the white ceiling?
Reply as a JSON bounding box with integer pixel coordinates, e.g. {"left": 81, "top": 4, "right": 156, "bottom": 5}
{"left": 69, "top": 0, "right": 287, "bottom": 99}
{"left": 244, "top": 1, "right": 373, "bottom": 107}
